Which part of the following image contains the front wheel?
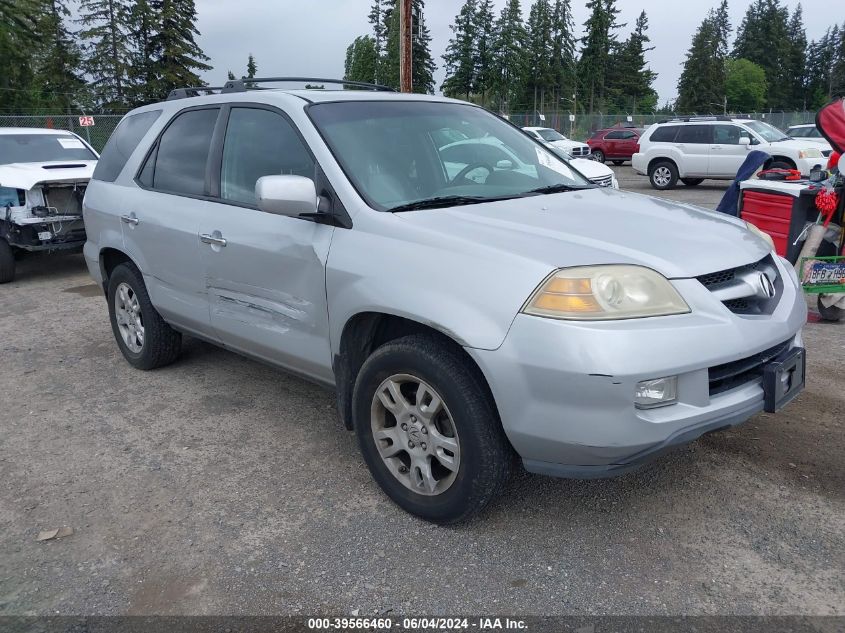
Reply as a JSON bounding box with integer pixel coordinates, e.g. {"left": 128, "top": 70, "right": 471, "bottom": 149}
{"left": 649, "top": 161, "right": 678, "bottom": 190}
{"left": 612, "top": 160, "right": 624, "bottom": 166}
{"left": 107, "top": 263, "right": 182, "bottom": 369}
{"left": 817, "top": 296, "right": 844, "bottom": 322}
{"left": 681, "top": 178, "right": 704, "bottom": 186}
{"left": 352, "top": 334, "right": 513, "bottom": 524}
{"left": 592, "top": 150, "right": 605, "bottom": 163}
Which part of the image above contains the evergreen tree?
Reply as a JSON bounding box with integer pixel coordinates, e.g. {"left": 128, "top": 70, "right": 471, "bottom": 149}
{"left": 606, "top": 11, "right": 657, "bottom": 114}
{"left": 145, "top": 0, "right": 211, "bottom": 100}
{"left": 441, "top": 0, "right": 477, "bottom": 99}
{"left": 344, "top": 35, "right": 379, "bottom": 84}
{"left": 578, "top": 0, "right": 623, "bottom": 113}
{"left": 381, "top": 0, "right": 435, "bottom": 94}
{"left": 732, "top": 0, "right": 791, "bottom": 109}
{"left": 227, "top": 70, "right": 236, "bottom": 81}
{"left": 805, "top": 26, "right": 839, "bottom": 107}
{"left": 0, "top": 0, "right": 43, "bottom": 112}
{"left": 127, "top": 0, "right": 156, "bottom": 105}
{"left": 832, "top": 23, "right": 845, "bottom": 98}
{"left": 549, "top": 0, "right": 576, "bottom": 111}
{"left": 36, "top": 0, "right": 86, "bottom": 112}
{"left": 78, "top": 0, "right": 133, "bottom": 109}
{"left": 473, "top": 0, "right": 496, "bottom": 105}
{"left": 524, "top": 0, "right": 554, "bottom": 113}
{"left": 725, "top": 58, "right": 767, "bottom": 111}
{"left": 412, "top": 0, "right": 436, "bottom": 93}
{"left": 246, "top": 54, "right": 257, "bottom": 78}
{"left": 785, "top": 4, "right": 807, "bottom": 109}
{"left": 490, "top": 0, "right": 528, "bottom": 111}
{"left": 676, "top": 3, "right": 731, "bottom": 113}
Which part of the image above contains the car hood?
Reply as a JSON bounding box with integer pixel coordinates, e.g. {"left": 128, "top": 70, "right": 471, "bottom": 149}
{"left": 549, "top": 139, "right": 589, "bottom": 150}
{"left": 0, "top": 160, "right": 96, "bottom": 190}
{"left": 765, "top": 138, "right": 831, "bottom": 152}
{"left": 569, "top": 158, "right": 613, "bottom": 179}
{"left": 397, "top": 188, "right": 769, "bottom": 278}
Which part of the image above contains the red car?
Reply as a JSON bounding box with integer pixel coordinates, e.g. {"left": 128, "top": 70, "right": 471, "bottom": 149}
{"left": 587, "top": 127, "right": 644, "bottom": 164}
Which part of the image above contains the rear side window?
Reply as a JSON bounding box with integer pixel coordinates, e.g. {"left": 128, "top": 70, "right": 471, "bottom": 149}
{"left": 143, "top": 108, "right": 219, "bottom": 196}
{"left": 220, "top": 108, "right": 315, "bottom": 205}
{"left": 676, "top": 125, "right": 712, "bottom": 144}
{"left": 649, "top": 125, "right": 681, "bottom": 143}
{"left": 605, "top": 131, "right": 624, "bottom": 139}
{"left": 93, "top": 110, "right": 161, "bottom": 182}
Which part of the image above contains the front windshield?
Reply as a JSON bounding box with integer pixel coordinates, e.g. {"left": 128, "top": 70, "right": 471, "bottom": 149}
{"left": 0, "top": 134, "right": 96, "bottom": 164}
{"left": 744, "top": 121, "right": 789, "bottom": 142}
{"left": 309, "top": 101, "right": 591, "bottom": 210}
{"left": 537, "top": 128, "right": 566, "bottom": 141}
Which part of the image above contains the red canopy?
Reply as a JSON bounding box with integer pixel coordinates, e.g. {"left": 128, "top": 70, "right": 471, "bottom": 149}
{"left": 816, "top": 97, "right": 845, "bottom": 153}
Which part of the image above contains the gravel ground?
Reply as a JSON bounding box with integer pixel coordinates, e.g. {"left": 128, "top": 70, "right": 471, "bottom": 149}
{"left": 0, "top": 168, "right": 843, "bottom": 616}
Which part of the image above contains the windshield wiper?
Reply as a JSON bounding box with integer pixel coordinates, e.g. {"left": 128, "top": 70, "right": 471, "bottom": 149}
{"left": 524, "top": 183, "right": 593, "bottom": 195}
{"left": 388, "top": 195, "right": 516, "bottom": 212}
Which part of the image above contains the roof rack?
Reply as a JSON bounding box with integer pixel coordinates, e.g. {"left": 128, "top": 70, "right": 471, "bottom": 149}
{"left": 166, "top": 86, "right": 226, "bottom": 101}
{"left": 657, "top": 115, "right": 734, "bottom": 124}
{"left": 221, "top": 77, "right": 396, "bottom": 93}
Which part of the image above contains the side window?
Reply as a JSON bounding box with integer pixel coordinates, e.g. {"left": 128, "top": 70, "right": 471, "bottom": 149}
{"left": 620, "top": 131, "right": 636, "bottom": 139}
{"left": 605, "top": 131, "right": 624, "bottom": 139}
{"left": 713, "top": 125, "right": 742, "bottom": 144}
{"left": 93, "top": 109, "right": 162, "bottom": 182}
{"left": 220, "top": 108, "right": 315, "bottom": 205}
{"left": 142, "top": 108, "right": 219, "bottom": 196}
{"left": 676, "top": 125, "right": 712, "bottom": 144}
{"left": 650, "top": 125, "right": 681, "bottom": 143}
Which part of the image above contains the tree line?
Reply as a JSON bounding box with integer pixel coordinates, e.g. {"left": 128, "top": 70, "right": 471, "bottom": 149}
{"left": 0, "top": 0, "right": 213, "bottom": 113}
{"left": 677, "top": 0, "right": 845, "bottom": 113}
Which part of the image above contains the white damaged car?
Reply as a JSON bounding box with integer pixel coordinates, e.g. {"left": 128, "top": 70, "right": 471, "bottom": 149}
{"left": 0, "top": 128, "right": 98, "bottom": 282}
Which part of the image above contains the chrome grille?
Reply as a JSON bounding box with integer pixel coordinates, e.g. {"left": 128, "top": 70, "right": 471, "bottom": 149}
{"left": 570, "top": 146, "right": 591, "bottom": 157}
{"left": 696, "top": 256, "right": 781, "bottom": 315}
{"left": 590, "top": 174, "right": 614, "bottom": 188}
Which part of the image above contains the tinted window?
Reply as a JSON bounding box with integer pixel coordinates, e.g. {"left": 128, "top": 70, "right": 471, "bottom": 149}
{"left": 220, "top": 108, "right": 315, "bottom": 205}
{"left": 650, "top": 125, "right": 681, "bottom": 142}
{"left": 619, "top": 130, "right": 637, "bottom": 139}
{"left": 0, "top": 133, "right": 97, "bottom": 164}
{"left": 147, "top": 108, "right": 218, "bottom": 196}
{"left": 537, "top": 128, "right": 566, "bottom": 141}
{"left": 93, "top": 110, "right": 161, "bottom": 182}
{"left": 713, "top": 124, "right": 743, "bottom": 144}
{"left": 676, "top": 125, "right": 712, "bottom": 144}
{"left": 605, "top": 131, "right": 624, "bottom": 139}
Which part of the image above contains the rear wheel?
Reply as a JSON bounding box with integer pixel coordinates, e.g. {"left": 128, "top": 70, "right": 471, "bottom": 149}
{"left": 817, "top": 296, "right": 844, "bottom": 322}
{"left": 352, "top": 334, "right": 513, "bottom": 524}
{"left": 649, "top": 161, "right": 678, "bottom": 190}
{"left": 681, "top": 178, "right": 704, "bottom": 186}
{"left": 612, "top": 160, "right": 624, "bottom": 166}
{"left": 770, "top": 159, "right": 794, "bottom": 170}
{"left": 0, "top": 238, "right": 15, "bottom": 283}
{"left": 592, "top": 150, "right": 605, "bottom": 163}
{"left": 107, "top": 263, "right": 182, "bottom": 369}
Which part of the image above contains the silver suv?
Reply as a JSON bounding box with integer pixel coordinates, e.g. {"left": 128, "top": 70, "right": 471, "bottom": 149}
{"left": 83, "top": 78, "right": 807, "bottom": 523}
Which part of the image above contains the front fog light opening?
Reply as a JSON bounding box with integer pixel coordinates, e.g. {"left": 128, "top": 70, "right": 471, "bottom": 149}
{"left": 635, "top": 376, "right": 678, "bottom": 409}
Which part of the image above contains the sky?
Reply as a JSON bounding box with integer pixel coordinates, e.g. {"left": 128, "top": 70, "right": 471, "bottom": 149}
{"left": 194, "top": 0, "right": 832, "bottom": 107}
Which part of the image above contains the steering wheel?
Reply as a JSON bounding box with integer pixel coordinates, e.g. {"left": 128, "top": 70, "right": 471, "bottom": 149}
{"left": 449, "top": 162, "right": 494, "bottom": 185}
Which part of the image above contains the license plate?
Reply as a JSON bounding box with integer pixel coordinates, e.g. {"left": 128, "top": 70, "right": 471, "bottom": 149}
{"left": 38, "top": 231, "right": 52, "bottom": 241}
{"left": 763, "top": 347, "right": 805, "bottom": 412}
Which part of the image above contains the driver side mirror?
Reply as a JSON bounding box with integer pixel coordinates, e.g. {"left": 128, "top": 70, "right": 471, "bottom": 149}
{"left": 739, "top": 136, "right": 751, "bottom": 148}
{"left": 255, "top": 175, "right": 318, "bottom": 217}
{"left": 496, "top": 159, "right": 514, "bottom": 170}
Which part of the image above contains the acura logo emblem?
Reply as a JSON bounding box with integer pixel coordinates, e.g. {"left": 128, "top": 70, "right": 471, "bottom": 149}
{"left": 758, "top": 273, "right": 775, "bottom": 299}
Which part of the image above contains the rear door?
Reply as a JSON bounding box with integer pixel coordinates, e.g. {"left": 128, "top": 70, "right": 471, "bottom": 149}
{"left": 125, "top": 106, "right": 221, "bottom": 336}
{"left": 197, "top": 105, "right": 335, "bottom": 382}
{"left": 675, "top": 125, "right": 712, "bottom": 176}
{"left": 603, "top": 130, "right": 624, "bottom": 157}
{"left": 616, "top": 130, "right": 639, "bottom": 158}
{"left": 709, "top": 124, "right": 750, "bottom": 177}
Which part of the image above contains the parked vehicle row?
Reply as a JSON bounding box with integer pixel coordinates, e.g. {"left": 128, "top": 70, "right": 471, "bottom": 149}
{"left": 78, "top": 79, "right": 806, "bottom": 524}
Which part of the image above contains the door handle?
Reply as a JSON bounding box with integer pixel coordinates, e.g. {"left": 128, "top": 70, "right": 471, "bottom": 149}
{"left": 711, "top": 145, "right": 722, "bottom": 149}
{"left": 120, "top": 214, "right": 139, "bottom": 226}
{"left": 200, "top": 233, "right": 227, "bottom": 247}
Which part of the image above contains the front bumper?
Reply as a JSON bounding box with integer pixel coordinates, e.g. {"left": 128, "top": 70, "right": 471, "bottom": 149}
{"left": 466, "top": 261, "right": 807, "bottom": 478}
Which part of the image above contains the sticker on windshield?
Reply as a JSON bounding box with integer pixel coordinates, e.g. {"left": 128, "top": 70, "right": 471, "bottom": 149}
{"left": 535, "top": 147, "right": 574, "bottom": 178}
{"left": 58, "top": 138, "right": 85, "bottom": 149}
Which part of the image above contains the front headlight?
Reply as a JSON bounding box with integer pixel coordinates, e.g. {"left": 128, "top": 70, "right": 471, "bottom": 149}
{"left": 798, "top": 148, "right": 822, "bottom": 159}
{"left": 745, "top": 221, "right": 775, "bottom": 250}
{"left": 522, "top": 265, "right": 690, "bottom": 321}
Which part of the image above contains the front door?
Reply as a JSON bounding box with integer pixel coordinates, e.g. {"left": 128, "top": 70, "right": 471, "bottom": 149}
{"left": 198, "top": 106, "right": 335, "bottom": 383}
{"left": 675, "top": 124, "right": 712, "bottom": 176}
{"left": 709, "top": 124, "right": 750, "bottom": 177}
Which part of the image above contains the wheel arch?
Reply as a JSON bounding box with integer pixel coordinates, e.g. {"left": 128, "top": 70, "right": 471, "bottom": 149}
{"left": 647, "top": 156, "right": 678, "bottom": 174}
{"left": 769, "top": 155, "right": 797, "bottom": 169}
{"left": 333, "top": 312, "right": 497, "bottom": 431}
{"left": 99, "top": 248, "right": 136, "bottom": 292}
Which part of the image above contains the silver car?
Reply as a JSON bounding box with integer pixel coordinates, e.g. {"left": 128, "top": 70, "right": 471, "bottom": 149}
{"left": 83, "top": 79, "right": 807, "bottom": 523}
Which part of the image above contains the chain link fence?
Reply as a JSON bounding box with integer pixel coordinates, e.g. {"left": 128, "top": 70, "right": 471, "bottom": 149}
{"left": 0, "top": 110, "right": 820, "bottom": 152}
{"left": 0, "top": 114, "right": 124, "bottom": 152}
{"left": 505, "top": 111, "right": 817, "bottom": 142}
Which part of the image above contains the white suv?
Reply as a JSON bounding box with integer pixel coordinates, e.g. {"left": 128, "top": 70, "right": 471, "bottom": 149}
{"left": 632, "top": 117, "right": 830, "bottom": 190}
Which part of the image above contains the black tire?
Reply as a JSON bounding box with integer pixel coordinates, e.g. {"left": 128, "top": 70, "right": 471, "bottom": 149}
{"left": 0, "top": 238, "right": 15, "bottom": 284}
{"left": 352, "top": 334, "right": 514, "bottom": 524}
{"left": 770, "top": 160, "right": 794, "bottom": 170}
{"left": 592, "top": 150, "right": 605, "bottom": 163}
{"left": 107, "top": 262, "right": 181, "bottom": 370}
{"left": 681, "top": 178, "right": 704, "bottom": 186}
{"left": 612, "top": 160, "right": 624, "bottom": 166}
{"left": 817, "top": 296, "right": 844, "bottom": 322}
{"left": 649, "top": 160, "right": 678, "bottom": 190}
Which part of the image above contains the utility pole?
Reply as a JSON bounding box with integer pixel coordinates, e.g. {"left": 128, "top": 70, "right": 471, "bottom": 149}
{"left": 399, "top": 0, "right": 412, "bottom": 93}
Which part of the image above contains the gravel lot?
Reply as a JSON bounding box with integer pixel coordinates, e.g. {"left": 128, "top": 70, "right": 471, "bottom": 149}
{"left": 1, "top": 167, "right": 843, "bottom": 617}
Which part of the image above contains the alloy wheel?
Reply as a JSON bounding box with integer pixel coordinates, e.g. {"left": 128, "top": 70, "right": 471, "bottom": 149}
{"left": 653, "top": 166, "right": 672, "bottom": 187}
{"left": 114, "top": 282, "right": 144, "bottom": 353}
